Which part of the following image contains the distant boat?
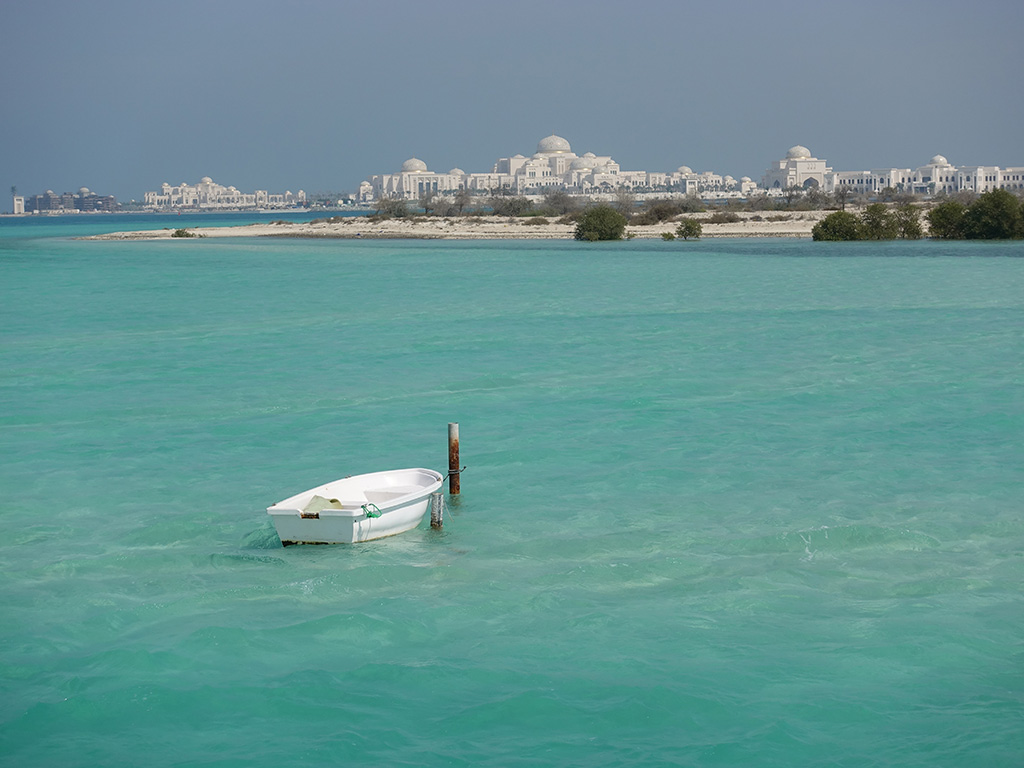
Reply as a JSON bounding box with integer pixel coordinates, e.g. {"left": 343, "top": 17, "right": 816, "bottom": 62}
{"left": 267, "top": 468, "right": 444, "bottom": 545}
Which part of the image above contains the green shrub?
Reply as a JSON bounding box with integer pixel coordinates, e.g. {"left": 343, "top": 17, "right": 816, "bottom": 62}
{"left": 540, "top": 190, "right": 578, "bottom": 216}
{"left": 522, "top": 217, "right": 550, "bottom": 226}
{"left": 860, "top": 203, "right": 899, "bottom": 240}
{"left": 171, "top": 228, "right": 198, "bottom": 238}
{"left": 490, "top": 196, "right": 533, "bottom": 217}
{"left": 960, "top": 189, "right": 1023, "bottom": 239}
{"left": 811, "top": 211, "right": 862, "bottom": 241}
{"left": 631, "top": 196, "right": 703, "bottom": 224}
{"left": 632, "top": 199, "right": 682, "bottom": 225}
{"left": 894, "top": 204, "right": 923, "bottom": 240}
{"left": 661, "top": 232, "right": 676, "bottom": 240}
{"left": 574, "top": 205, "right": 627, "bottom": 241}
{"left": 675, "top": 219, "right": 702, "bottom": 240}
{"left": 707, "top": 211, "right": 741, "bottom": 224}
{"left": 927, "top": 201, "right": 966, "bottom": 239}
{"left": 678, "top": 195, "right": 705, "bottom": 213}
{"left": 374, "top": 197, "right": 409, "bottom": 219}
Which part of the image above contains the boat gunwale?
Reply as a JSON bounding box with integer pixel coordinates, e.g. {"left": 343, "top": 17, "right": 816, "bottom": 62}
{"left": 267, "top": 467, "right": 444, "bottom": 517}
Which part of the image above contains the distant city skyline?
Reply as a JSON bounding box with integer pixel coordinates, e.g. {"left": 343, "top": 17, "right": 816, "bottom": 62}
{"left": 11, "top": 140, "right": 1024, "bottom": 214}
{"left": 2, "top": 0, "right": 1021, "bottom": 203}
{"left": 359, "top": 135, "right": 1024, "bottom": 203}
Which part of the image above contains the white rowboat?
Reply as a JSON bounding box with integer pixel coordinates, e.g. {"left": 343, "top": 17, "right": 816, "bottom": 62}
{"left": 267, "top": 468, "right": 444, "bottom": 545}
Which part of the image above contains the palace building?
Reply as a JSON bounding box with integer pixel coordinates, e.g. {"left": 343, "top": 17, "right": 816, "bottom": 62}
{"left": 359, "top": 134, "right": 747, "bottom": 202}
{"left": 761, "top": 146, "right": 832, "bottom": 190}
{"left": 19, "top": 187, "right": 117, "bottom": 213}
{"left": 825, "top": 155, "right": 1024, "bottom": 197}
{"left": 760, "top": 145, "right": 1024, "bottom": 197}
{"left": 143, "top": 177, "right": 305, "bottom": 210}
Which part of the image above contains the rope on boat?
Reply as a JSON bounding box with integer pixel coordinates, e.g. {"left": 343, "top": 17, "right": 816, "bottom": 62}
{"left": 361, "top": 503, "right": 382, "bottom": 518}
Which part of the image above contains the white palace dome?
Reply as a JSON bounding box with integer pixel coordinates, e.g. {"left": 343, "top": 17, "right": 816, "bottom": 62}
{"left": 786, "top": 145, "right": 812, "bottom": 159}
{"left": 930, "top": 154, "right": 949, "bottom": 165}
{"left": 401, "top": 158, "right": 428, "bottom": 173}
{"left": 536, "top": 134, "right": 572, "bottom": 154}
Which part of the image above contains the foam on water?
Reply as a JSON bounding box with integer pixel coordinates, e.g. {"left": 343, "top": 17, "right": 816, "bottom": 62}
{"left": 2, "top": 223, "right": 1023, "bottom": 765}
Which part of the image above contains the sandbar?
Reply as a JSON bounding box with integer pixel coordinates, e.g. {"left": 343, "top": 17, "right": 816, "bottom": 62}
{"left": 85, "top": 211, "right": 832, "bottom": 241}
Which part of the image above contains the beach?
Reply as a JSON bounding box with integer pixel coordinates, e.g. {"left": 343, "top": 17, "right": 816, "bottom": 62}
{"left": 85, "top": 210, "right": 831, "bottom": 240}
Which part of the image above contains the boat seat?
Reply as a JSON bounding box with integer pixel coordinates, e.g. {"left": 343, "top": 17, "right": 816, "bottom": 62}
{"left": 303, "top": 494, "right": 365, "bottom": 513}
{"left": 302, "top": 495, "right": 343, "bottom": 514}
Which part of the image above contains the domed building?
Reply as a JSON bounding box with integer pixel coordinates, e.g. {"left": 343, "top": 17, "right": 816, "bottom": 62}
{"left": 364, "top": 134, "right": 627, "bottom": 201}
{"left": 823, "top": 151, "right": 1024, "bottom": 198}
{"left": 908, "top": 153, "right": 999, "bottom": 196}
{"left": 536, "top": 134, "right": 573, "bottom": 154}
{"left": 910, "top": 154, "right": 958, "bottom": 195}
{"left": 144, "top": 176, "right": 304, "bottom": 210}
{"left": 368, "top": 157, "right": 466, "bottom": 200}
{"left": 362, "top": 133, "right": 743, "bottom": 202}
{"left": 22, "top": 186, "right": 119, "bottom": 213}
{"left": 491, "top": 134, "right": 599, "bottom": 187}
{"left": 761, "top": 145, "right": 831, "bottom": 190}
{"left": 401, "top": 158, "right": 429, "bottom": 173}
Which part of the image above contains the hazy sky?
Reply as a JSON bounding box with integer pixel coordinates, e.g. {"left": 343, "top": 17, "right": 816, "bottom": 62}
{"left": 2, "top": 0, "right": 1021, "bottom": 202}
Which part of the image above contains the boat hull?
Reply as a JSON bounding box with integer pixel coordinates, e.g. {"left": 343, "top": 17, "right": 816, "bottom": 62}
{"left": 267, "top": 468, "right": 444, "bottom": 545}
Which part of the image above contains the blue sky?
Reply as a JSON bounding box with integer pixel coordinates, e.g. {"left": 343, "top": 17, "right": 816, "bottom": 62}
{"left": 2, "top": 0, "right": 1021, "bottom": 203}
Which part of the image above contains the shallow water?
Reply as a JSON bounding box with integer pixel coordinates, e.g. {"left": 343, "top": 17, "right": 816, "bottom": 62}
{"left": 2, "top": 222, "right": 1023, "bottom": 766}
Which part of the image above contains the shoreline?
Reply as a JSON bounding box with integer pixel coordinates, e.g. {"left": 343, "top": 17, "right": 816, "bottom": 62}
{"left": 82, "top": 211, "right": 832, "bottom": 241}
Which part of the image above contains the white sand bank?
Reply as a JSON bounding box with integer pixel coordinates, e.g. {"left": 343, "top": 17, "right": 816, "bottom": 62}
{"left": 85, "top": 211, "right": 831, "bottom": 241}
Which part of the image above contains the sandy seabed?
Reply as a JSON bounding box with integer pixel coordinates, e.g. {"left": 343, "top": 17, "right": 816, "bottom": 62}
{"left": 86, "top": 211, "right": 832, "bottom": 241}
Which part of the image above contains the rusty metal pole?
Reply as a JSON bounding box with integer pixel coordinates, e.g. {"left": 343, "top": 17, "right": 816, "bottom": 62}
{"left": 448, "top": 422, "right": 460, "bottom": 495}
{"left": 430, "top": 492, "right": 444, "bottom": 528}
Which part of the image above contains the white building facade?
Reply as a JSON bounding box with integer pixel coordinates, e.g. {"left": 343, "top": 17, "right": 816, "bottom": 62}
{"left": 361, "top": 138, "right": 1024, "bottom": 204}
{"left": 761, "top": 146, "right": 832, "bottom": 190}
{"left": 361, "top": 135, "right": 740, "bottom": 202}
{"left": 144, "top": 177, "right": 305, "bottom": 210}
{"left": 759, "top": 146, "right": 1024, "bottom": 197}
{"left": 825, "top": 155, "right": 1024, "bottom": 196}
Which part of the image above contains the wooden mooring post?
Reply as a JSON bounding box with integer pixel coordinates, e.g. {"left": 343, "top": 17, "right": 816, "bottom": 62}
{"left": 448, "top": 422, "right": 460, "bottom": 495}
{"left": 430, "top": 492, "right": 444, "bottom": 528}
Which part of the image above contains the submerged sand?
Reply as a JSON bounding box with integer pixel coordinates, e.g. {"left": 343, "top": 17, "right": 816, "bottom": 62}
{"left": 85, "top": 211, "right": 833, "bottom": 241}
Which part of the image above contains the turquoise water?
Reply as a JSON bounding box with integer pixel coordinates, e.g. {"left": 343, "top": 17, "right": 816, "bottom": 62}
{"left": 2, "top": 220, "right": 1023, "bottom": 766}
